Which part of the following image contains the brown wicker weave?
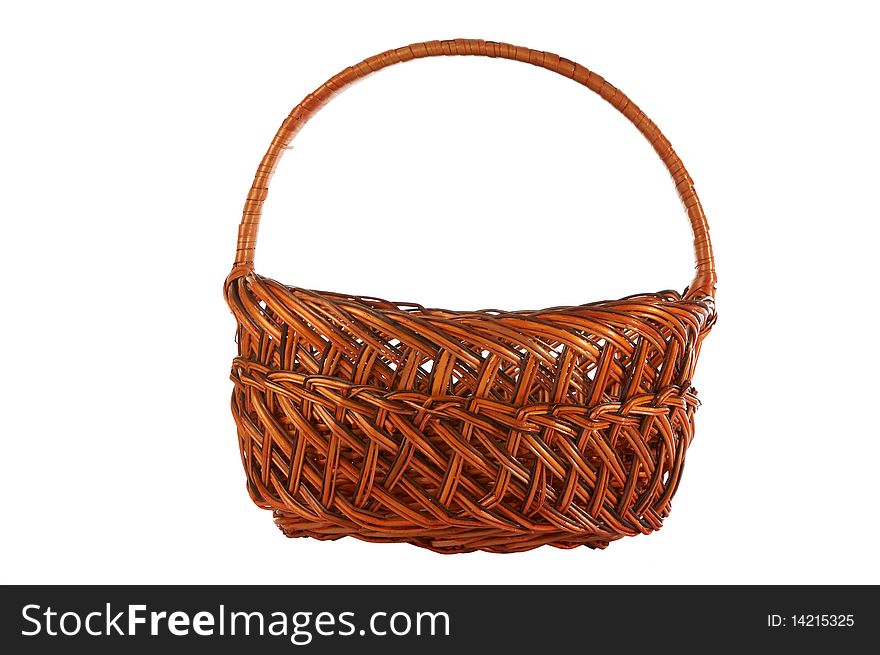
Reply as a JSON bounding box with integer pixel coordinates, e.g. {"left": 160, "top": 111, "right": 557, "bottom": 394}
{"left": 225, "top": 39, "right": 717, "bottom": 553}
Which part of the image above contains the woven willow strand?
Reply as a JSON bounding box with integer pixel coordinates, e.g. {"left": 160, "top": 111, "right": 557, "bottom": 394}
{"left": 225, "top": 39, "right": 717, "bottom": 553}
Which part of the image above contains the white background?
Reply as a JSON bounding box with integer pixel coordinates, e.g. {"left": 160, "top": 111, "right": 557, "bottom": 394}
{"left": 2, "top": 1, "right": 878, "bottom": 584}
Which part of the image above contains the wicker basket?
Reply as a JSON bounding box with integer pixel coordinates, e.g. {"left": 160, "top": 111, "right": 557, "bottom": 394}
{"left": 225, "top": 39, "right": 717, "bottom": 553}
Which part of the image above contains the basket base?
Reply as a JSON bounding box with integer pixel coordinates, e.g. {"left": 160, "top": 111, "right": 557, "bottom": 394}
{"left": 273, "top": 510, "right": 617, "bottom": 554}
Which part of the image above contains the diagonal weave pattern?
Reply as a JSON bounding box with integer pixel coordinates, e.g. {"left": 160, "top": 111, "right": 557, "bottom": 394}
{"left": 226, "top": 280, "right": 715, "bottom": 552}
{"left": 225, "top": 39, "right": 717, "bottom": 553}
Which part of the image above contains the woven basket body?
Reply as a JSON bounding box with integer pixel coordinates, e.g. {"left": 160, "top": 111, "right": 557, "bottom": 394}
{"left": 225, "top": 39, "right": 717, "bottom": 553}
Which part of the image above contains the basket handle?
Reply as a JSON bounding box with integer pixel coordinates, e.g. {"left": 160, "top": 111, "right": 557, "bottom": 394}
{"left": 233, "top": 38, "right": 716, "bottom": 299}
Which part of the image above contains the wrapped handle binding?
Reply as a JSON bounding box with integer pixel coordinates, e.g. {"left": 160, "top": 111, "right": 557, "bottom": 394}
{"left": 233, "top": 38, "right": 716, "bottom": 298}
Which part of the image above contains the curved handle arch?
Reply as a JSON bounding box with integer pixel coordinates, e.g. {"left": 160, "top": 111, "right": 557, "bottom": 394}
{"left": 233, "top": 38, "right": 716, "bottom": 298}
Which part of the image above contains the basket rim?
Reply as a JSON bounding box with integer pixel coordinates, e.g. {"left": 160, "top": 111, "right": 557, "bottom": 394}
{"left": 227, "top": 270, "right": 716, "bottom": 319}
